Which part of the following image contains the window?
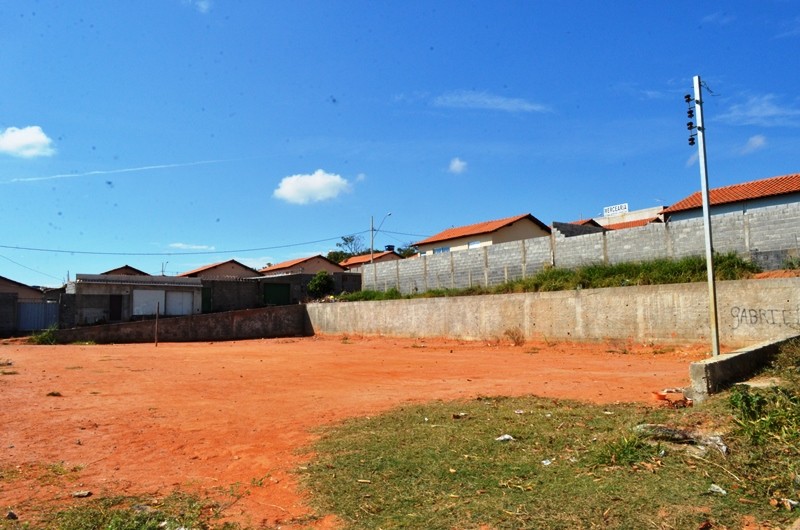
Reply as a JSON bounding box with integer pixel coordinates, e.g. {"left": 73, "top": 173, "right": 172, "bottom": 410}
{"left": 467, "top": 240, "right": 482, "bottom": 249}
{"left": 433, "top": 247, "right": 450, "bottom": 254}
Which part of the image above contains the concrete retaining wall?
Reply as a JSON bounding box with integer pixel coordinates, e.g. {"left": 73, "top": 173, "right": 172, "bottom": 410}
{"left": 688, "top": 337, "right": 797, "bottom": 400}
{"left": 54, "top": 305, "right": 309, "bottom": 344}
{"left": 363, "top": 202, "right": 800, "bottom": 293}
{"left": 308, "top": 278, "right": 800, "bottom": 346}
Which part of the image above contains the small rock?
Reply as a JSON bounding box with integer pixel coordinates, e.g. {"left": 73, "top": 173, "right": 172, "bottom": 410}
{"left": 5, "top": 511, "right": 18, "bottom": 520}
{"left": 495, "top": 434, "right": 514, "bottom": 442}
{"left": 72, "top": 490, "right": 92, "bottom": 498}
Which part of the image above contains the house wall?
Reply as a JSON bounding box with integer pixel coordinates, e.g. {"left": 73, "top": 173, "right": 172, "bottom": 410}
{"left": 307, "top": 277, "right": 800, "bottom": 347}
{"left": 363, "top": 201, "right": 800, "bottom": 293}
{"left": 70, "top": 283, "right": 201, "bottom": 325}
{"left": 667, "top": 193, "right": 800, "bottom": 222}
{"left": 0, "top": 292, "right": 17, "bottom": 337}
{"left": 0, "top": 277, "right": 42, "bottom": 301}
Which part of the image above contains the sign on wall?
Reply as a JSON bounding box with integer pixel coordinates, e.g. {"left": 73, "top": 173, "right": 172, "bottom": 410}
{"left": 603, "top": 203, "right": 629, "bottom": 216}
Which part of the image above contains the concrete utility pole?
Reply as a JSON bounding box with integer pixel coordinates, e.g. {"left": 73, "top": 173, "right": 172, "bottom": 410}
{"left": 370, "top": 212, "right": 392, "bottom": 264}
{"left": 690, "top": 75, "right": 721, "bottom": 357}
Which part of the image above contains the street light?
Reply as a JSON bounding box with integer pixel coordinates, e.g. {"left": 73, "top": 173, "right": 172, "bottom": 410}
{"left": 371, "top": 212, "right": 392, "bottom": 263}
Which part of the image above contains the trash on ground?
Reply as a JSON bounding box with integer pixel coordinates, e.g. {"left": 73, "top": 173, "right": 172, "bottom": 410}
{"left": 708, "top": 484, "right": 727, "bottom": 495}
{"left": 771, "top": 498, "right": 799, "bottom": 511}
{"left": 653, "top": 388, "right": 693, "bottom": 408}
{"left": 495, "top": 434, "right": 515, "bottom": 442}
{"left": 634, "top": 423, "right": 727, "bottom": 454}
{"left": 541, "top": 459, "right": 553, "bottom": 466}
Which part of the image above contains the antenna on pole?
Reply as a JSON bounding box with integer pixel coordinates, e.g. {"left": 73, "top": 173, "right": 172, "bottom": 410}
{"left": 686, "top": 75, "right": 720, "bottom": 357}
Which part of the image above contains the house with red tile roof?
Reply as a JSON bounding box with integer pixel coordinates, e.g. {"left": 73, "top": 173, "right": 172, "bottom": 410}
{"left": 340, "top": 251, "right": 402, "bottom": 270}
{"left": 664, "top": 173, "right": 800, "bottom": 222}
{"left": 178, "top": 259, "right": 260, "bottom": 279}
{"left": 414, "top": 213, "right": 550, "bottom": 256}
{"left": 259, "top": 255, "right": 345, "bottom": 277}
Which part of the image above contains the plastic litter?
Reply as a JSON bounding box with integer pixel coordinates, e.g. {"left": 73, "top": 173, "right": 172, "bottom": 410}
{"left": 495, "top": 434, "right": 514, "bottom": 442}
{"left": 708, "top": 484, "right": 727, "bottom": 495}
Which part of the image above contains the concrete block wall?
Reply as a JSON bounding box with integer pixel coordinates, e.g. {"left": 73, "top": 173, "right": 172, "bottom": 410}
{"left": 362, "top": 202, "right": 800, "bottom": 294}
{"left": 308, "top": 277, "right": 800, "bottom": 347}
{"left": 554, "top": 231, "right": 605, "bottom": 267}
{"left": 605, "top": 223, "right": 667, "bottom": 264}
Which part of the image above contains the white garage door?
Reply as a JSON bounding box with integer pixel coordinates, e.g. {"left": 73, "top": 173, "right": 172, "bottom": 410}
{"left": 165, "top": 291, "right": 194, "bottom": 316}
{"left": 133, "top": 290, "right": 165, "bottom": 316}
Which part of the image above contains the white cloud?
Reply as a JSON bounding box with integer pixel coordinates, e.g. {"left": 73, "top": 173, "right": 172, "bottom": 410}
{"left": 182, "top": 0, "right": 211, "bottom": 13}
{"left": 169, "top": 242, "right": 216, "bottom": 250}
{"left": 702, "top": 12, "right": 735, "bottom": 25}
{"left": 449, "top": 157, "right": 467, "bottom": 174}
{"left": 0, "top": 126, "right": 55, "bottom": 158}
{"left": 273, "top": 169, "right": 352, "bottom": 205}
{"left": 739, "top": 134, "right": 767, "bottom": 155}
{"left": 434, "top": 91, "right": 550, "bottom": 113}
{"left": 685, "top": 152, "right": 699, "bottom": 167}
{"left": 719, "top": 94, "right": 800, "bottom": 127}
{"left": 776, "top": 17, "right": 800, "bottom": 38}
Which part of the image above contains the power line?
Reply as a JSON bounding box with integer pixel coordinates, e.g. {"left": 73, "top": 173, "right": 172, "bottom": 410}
{"left": 0, "top": 231, "right": 370, "bottom": 258}
{"left": 0, "top": 253, "right": 63, "bottom": 281}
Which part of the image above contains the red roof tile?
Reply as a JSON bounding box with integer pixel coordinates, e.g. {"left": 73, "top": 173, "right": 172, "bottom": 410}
{"left": 340, "top": 251, "right": 398, "bottom": 267}
{"left": 415, "top": 213, "right": 550, "bottom": 246}
{"left": 178, "top": 259, "right": 258, "bottom": 277}
{"left": 259, "top": 255, "right": 344, "bottom": 274}
{"left": 664, "top": 173, "right": 800, "bottom": 213}
{"left": 604, "top": 217, "right": 661, "bottom": 230}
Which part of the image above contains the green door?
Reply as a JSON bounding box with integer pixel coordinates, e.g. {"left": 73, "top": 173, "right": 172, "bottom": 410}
{"left": 263, "top": 283, "right": 291, "bottom": 306}
{"left": 202, "top": 286, "right": 214, "bottom": 313}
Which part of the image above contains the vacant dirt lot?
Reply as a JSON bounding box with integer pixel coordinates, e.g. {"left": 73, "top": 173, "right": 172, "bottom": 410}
{"left": 0, "top": 335, "right": 712, "bottom": 528}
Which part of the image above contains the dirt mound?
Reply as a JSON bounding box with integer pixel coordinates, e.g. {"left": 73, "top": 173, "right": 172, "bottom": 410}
{"left": 752, "top": 269, "right": 800, "bottom": 279}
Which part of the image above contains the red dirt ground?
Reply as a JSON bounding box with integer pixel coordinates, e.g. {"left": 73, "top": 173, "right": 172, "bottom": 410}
{"left": 0, "top": 335, "right": 715, "bottom": 528}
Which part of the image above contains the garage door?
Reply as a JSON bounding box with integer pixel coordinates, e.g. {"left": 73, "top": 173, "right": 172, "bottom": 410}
{"left": 133, "top": 290, "right": 165, "bottom": 316}
{"left": 165, "top": 291, "right": 193, "bottom": 316}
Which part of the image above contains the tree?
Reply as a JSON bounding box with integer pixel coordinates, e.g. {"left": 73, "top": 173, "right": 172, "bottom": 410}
{"left": 395, "top": 242, "right": 419, "bottom": 258}
{"left": 338, "top": 235, "right": 366, "bottom": 255}
{"left": 327, "top": 235, "right": 368, "bottom": 264}
{"left": 307, "top": 271, "right": 335, "bottom": 299}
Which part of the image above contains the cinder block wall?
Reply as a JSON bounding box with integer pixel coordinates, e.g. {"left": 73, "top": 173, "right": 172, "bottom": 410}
{"left": 308, "top": 278, "right": 800, "bottom": 347}
{"left": 363, "top": 203, "right": 800, "bottom": 293}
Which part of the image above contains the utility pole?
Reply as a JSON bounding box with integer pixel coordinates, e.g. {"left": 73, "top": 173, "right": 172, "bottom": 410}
{"left": 687, "top": 75, "right": 720, "bottom": 357}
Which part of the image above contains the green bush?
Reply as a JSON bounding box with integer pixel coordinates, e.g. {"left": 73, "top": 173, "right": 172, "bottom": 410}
{"left": 28, "top": 324, "right": 59, "bottom": 345}
{"left": 307, "top": 271, "right": 335, "bottom": 299}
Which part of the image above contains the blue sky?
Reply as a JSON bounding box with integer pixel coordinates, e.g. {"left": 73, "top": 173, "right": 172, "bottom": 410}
{"left": 2, "top": 1, "right": 799, "bottom": 287}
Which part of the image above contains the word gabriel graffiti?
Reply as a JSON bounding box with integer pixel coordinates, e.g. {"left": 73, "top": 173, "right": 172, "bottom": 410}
{"left": 731, "top": 306, "right": 800, "bottom": 330}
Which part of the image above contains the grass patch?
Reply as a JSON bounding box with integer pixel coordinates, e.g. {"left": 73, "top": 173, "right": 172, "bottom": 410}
{"left": 339, "top": 253, "right": 761, "bottom": 301}
{"left": 27, "top": 324, "right": 59, "bottom": 345}
{"left": 300, "top": 340, "right": 800, "bottom": 529}
{"left": 51, "top": 491, "right": 240, "bottom": 530}
{"left": 0, "top": 491, "right": 243, "bottom": 530}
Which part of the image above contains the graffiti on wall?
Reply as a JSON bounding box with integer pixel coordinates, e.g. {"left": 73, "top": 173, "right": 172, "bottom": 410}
{"left": 730, "top": 306, "right": 800, "bottom": 330}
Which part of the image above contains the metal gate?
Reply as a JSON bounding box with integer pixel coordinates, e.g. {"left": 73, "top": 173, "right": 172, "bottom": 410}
{"left": 17, "top": 301, "right": 59, "bottom": 331}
